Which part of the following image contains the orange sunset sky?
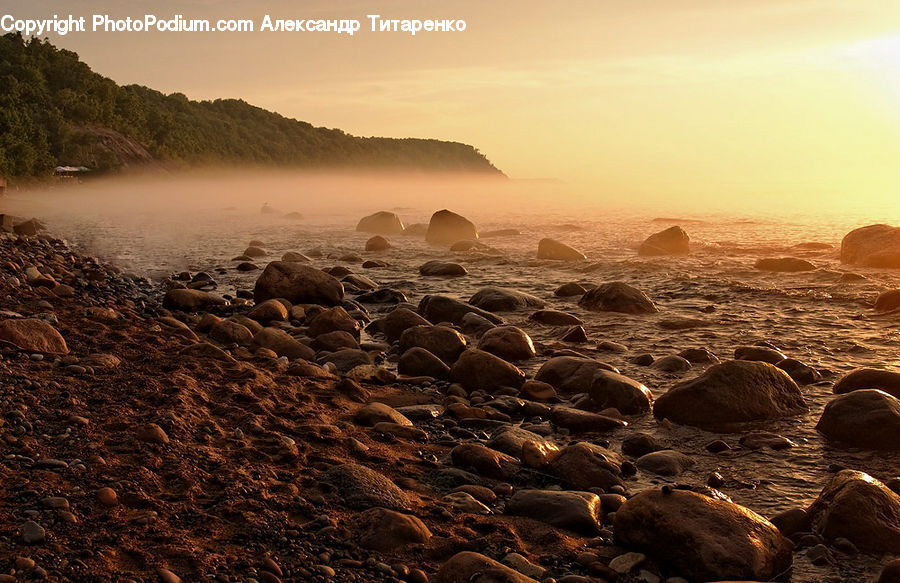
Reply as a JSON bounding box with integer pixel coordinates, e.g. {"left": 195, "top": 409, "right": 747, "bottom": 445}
{"left": 4, "top": 1, "right": 900, "bottom": 209}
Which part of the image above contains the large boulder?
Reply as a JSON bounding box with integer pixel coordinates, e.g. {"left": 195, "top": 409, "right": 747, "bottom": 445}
{"left": 0, "top": 318, "right": 68, "bottom": 354}
{"left": 356, "top": 211, "right": 404, "bottom": 235}
{"left": 382, "top": 308, "right": 431, "bottom": 342}
{"left": 614, "top": 488, "right": 793, "bottom": 582}
{"left": 477, "top": 326, "right": 536, "bottom": 361}
{"left": 162, "top": 288, "right": 227, "bottom": 311}
{"left": 434, "top": 552, "right": 538, "bottom": 583}
{"left": 425, "top": 210, "right": 478, "bottom": 245}
{"left": 755, "top": 257, "right": 816, "bottom": 272}
{"left": 247, "top": 299, "right": 289, "bottom": 323}
{"left": 537, "top": 238, "right": 585, "bottom": 261}
{"left": 588, "top": 370, "right": 653, "bottom": 414}
{"left": 469, "top": 287, "right": 545, "bottom": 312}
{"left": 806, "top": 470, "right": 900, "bottom": 553}
{"left": 534, "top": 356, "right": 617, "bottom": 395}
{"left": 253, "top": 262, "right": 344, "bottom": 306}
{"left": 578, "top": 282, "right": 659, "bottom": 314}
{"left": 506, "top": 490, "right": 603, "bottom": 534}
{"left": 450, "top": 348, "right": 526, "bottom": 392}
{"left": 653, "top": 360, "right": 807, "bottom": 429}
{"left": 547, "top": 442, "right": 623, "bottom": 491}
{"left": 816, "top": 389, "right": 900, "bottom": 450}
{"left": 418, "top": 295, "right": 503, "bottom": 326}
{"left": 833, "top": 368, "right": 900, "bottom": 398}
{"left": 638, "top": 226, "right": 689, "bottom": 256}
{"left": 876, "top": 290, "right": 900, "bottom": 312}
{"left": 841, "top": 224, "right": 900, "bottom": 268}
{"left": 399, "top": 325, "right": 467, "bottom": 364}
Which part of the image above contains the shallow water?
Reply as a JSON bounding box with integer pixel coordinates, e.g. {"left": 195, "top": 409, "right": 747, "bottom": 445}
{"left": 5, "top": 179, "right": 900, "bottom": 581}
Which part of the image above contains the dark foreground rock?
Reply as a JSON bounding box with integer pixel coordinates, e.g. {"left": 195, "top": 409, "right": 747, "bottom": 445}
{"left": 816, "top": 389, "right": 900, "bottom": 450}
{"left": 833, "top": 367, "right": 900, "bottom": 398}
{"left": 578, "top": 282, "right": 659, "bottom": 314}
{"left": 253, "top": 261, "right": 344, "bottom": 305}
{"left": 469, "top": 286, "right": 545, "bottom": 312}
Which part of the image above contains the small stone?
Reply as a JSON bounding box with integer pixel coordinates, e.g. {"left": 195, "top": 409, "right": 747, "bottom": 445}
{"left": 20, "top": 521, "right": 45, "bottom": 544}
{"left": 137, "top": 423, "right": 169, "bottom": 444}
{"left": 97, "top": 487, "right": 118, "bottom": 507}
{"left": 609, "top": 552, "right": 645, "bottom": 573}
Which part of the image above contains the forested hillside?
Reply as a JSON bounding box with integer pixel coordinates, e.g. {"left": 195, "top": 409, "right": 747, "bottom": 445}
{"left": 0, "top": 33, "right": 502, "bottom": 181}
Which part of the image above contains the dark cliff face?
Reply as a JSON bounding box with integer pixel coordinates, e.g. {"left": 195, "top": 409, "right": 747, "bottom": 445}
{"left": 0, "top": 33, "right": 503, "bottom": 180}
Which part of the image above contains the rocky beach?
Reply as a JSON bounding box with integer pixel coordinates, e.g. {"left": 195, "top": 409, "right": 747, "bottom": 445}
{"left": 1, "top": 197, "right": 900, "bottom": 583}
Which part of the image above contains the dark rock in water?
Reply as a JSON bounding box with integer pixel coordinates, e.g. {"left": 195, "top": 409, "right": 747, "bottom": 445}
{"left": 419, "top": 295, "right": 503, "bottom": 326}
{"left": 506, "top": 490, "right": 603, "bottom": 534}
{"left": 578, "top": 282, "right": 659, "bottom": 314}
{"left": 365, "top": 235, "right": 392, "bottom": 251}
{"left": 450, "top": 443, "right": 517, "bottom": 479}
{"left": 0, "top": 318, "right": 68, "bottom": 354}
{"left": 399, "top": 325, "right": 467, "bottom": 364}
{"left": 163, "top": 288, "right": 227, "bottom": 311}
{"left": 548, "top": 442, "right": 623, "bottom": 491}
{"left": 425, "top": 209, "right": 478, "bottom": 245}
{"left": 281, "top": 251, "right": 311, "bottom": 262}
{"left": 354, "top": 507, "right": 431, "bottom": 551}
{"left": 469, "top": 286, "right": 545, "bottom": 312}
{"left": 235, "top": 262, "right": 258, "bottom": 271}
{"left": 638, "top": 225, "right": 690, "bottom": 256}
{"left": 651, "top": 354, "right": 692, "bottom": 373}
{"left": 876, "top": 290, "right": 900, "bottom": 312}
{"left": 560, "top": 325, "right": 587, "bottom": 343}
{"left": 622, "top": 433, "right": 663, "bottom": 457}
{"left": 434, "top": 552, "right": 538, "bottom": 583}
{"left": 769, "top": 507, "right": 811, "bottom": 537}
{"left": 589, "top": 370, "right": 653, "bottom": 414}
{"left": 322, "top": 463, "right": 409, "bottom": 511}
{"left": 833, "top": 368, "right": 900, "bottom": 398}
{"left": 806, "top": 470, "right": 900, "bottom": 553}
{"left": 243, "top": 246, "right": 267, "bottom": 258}
{"left": 550, "top": 406, "right": 627, "bottom": 433}
{"left": 636, "top": 450, "right": 694, "bottom": 476}
{"left": 555, "top": 282, "right": 589, "bottom": 297}
{"left": 450, "top": 348, "right": 526, "bottom": 392}
{"left": 776, "top": 358, "right": 822, "bottom": 385}
{"left": 362, "top": 259, "right": 389, "bottom": 269}
{"left": 309, "top": 306, "right": 360, "bottom": 338}
{"left": 355, "top": 288, "right": 408, "bottom": 304}
{"left": 755, "top": 257, "right": 817, "bottom": 272}
{"left": 356, "top": 211, "right": 405, "bottom": 235}
{"left": 418, "top": 260, "right": 467, "bottom": 277}
{"left": 341, "top": 273, "right": 377, "bottom": 290}
{"left": 816, "top": 389, "right": 900, "bottom": 450}
{"left": 658, "top": 317, "right": 707, "bottom": 330}
{"left": 13, "top": 218, "right": 45, "bottom": 236}
{"left": 653, "top": 360, "right": 807, "bottom": 429}
{"left": 477, "top": 326, "right": 535, "bottom": 361}
{"left": 535, "top": 356, "right": 618, "bottom": 395}
{"left": 325, "top": 265, "right": 352, "bottom": 278}
{"left": 529, "top": 309, "right": 583, "bottom": 326}
{"left": 253, "top": 262, "right": 344, "bottom": 306}
{"left": 537, "top": 238, "right": 586, "bottom": 261}
{"left": 383, "top": 307, "right": 431, "bottom": 342}
{"left": 841, "top": 224, "right": 900, "bottom": 268}
{"left": 630, "top": 353, "right": 654, "bottom": 366}
{"left": 401, "top": 223, "right": 428, "bottom": 236}
{"left": 614, "top": 488, "right": 793, "bottom": 582}
{"left": 739, "top": 431, "right": 795, "bottom": 450}
{"left": 794, "top": 241, "right": 833, "bottom": 250}
{"left": 461, "top": 312, "right": 496, "bottom": 336}
{"left": 734, "top": 345, "right": 786, "bottom": 364}
{"left": 449, "top": 239, "right": 492, "bottom": 252}
{"left": 481, "top": 229, "right": 521, "bottom": 238}
{"left": 398, "top": 347, "right": 451, "bottom": 378}
{"left": 678, "top": 347, "right": 719, "bottom": 364}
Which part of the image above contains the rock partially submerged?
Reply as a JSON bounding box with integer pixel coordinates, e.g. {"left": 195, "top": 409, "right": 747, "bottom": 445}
{"left": 816, "top": 389, "right": 900, "bottom": 450}
{"left": 253, "top": 261, "right": 344, "bottom": 306}
{"left": 469, "top": 287, "right": 545, "bottom": 312}
{"left": 537, "top": 238, "right": 586, "bottom": 261}
{"left": 425, "top": 209, "right": 478, "bottom": 245}
{"left": 638, "top": 225, "right": 690, "bottom": 256}
{"left": 841, "top": 224, "right": 900, "bottom": 268}
{"left": 356, "top": 211, "right": 405, "bottom": 235}
{"left": 578, "top": 282, "right": 659, "bottom": 314}
{"left": 418, "top": 295, "right": 503, "bottom": 326}
{"left": 534, "top": 355, "right": 617, "bottom": 395}
{"left": 833, "top": 367, "right": 900, "bottom": 398}
{"left": 755, "top": 257, "right": 817, "bottom": 272}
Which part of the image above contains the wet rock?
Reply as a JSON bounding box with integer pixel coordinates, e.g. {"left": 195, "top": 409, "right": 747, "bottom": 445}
{"left": 162, "top": 288, "right": 226, "bottom": 311}
{"left": 398, "top": 347, "right": 451, "bottom": 379}
{"left": 0, "top": 318, "right": 68, "bottom": 354}
{"left": 677, "top": 347, "right": 719, "bottom": 364}
{"left": 755, "top": 257, "right": 816, "bottom": 272}
{"left": 502, "top": 554, "right": 544, "bottom": 580}
{"left": 425, "top": 209, "right": 478, "bottom": 245}
{"left": 281, "top": 251, "right": 311, "bottom": 262}
{"left": 614, "top": 488, "right": 792, "bottom": 582}
{"left": 506, "top": 490, "right": 603, "bottom": 534}
{"left": 529, "top": 310, "right": 583, "bottom": 326}
{"left": 451, "top": 443, "right": 517, "bottom": 479}
{"left": 450, "top": 349, "right": 526, "bottom": 392}
{"left": 469, "top": 287, "right": 545, "bottom": 312}
{"left": 588, "top": 370, "right": 653, "bottom": 414}
{"left": 534, "top": 356, "right": 618, "bottom": 395}
{"left": 312, "top": 330, "right": 358, "bottom": 352}
{"left": 419, "top": 260, "right": 468, "bottom": 277}
{"left": 735, "top": 345, "right": 787, "bottom": 364}
{"left": 488, "top": 426, "right": 554, "bottom": 456}
{"left": 876, "top": 289, "right": 900, "bottom": 312}
{"left": 253, "top": 261, "right": 344, "bottom": 306}
{"left": 323, "top": 463, "right": 409, "bottom": 510}
{"left": 806, "top": 470, "right": 900, "bottom": 553}
{"left": 636, "top": 450, "right": 694, "bottom": 476}
{"left": 253, "top": 327, "right": 315, "bottom": 360}
{"left": 578, "top": 282, "right": 659, "bottom": 314}
{"left": 461, "top": 312, "right": 496, "bottom": 336}
{"left": 357, "top": 211, "right": 405, "bottom": 235}
{"left": 537, "top": 238, "right": 586, "bottom": 261}
{"left": 519, "top": 380, "right": 556, "bottom": 401}
{"left": 354, "top": 507, "right": 431, "bottom": 551}
{"left": 555, "top": 282, "right": 589, "bottom": 296}
{"left": 776, "top": 358, "right": 822, "bottom": 385}
{"left": 209, "top": 320, "right": 253, "bottom": 346}
{"left": 343, "top": 273, "right": 378, "bottom": 290}
{"left": 247, "top": 299, "right": 289, "bottom": 323}
{"left": 443, "top": 491, "right": 492, "bottom": 514}
{"left": 622, "top": 433, "right": 663, "bottom": 457}
{"left": 651, "top": 355, "right": 692, "bottom": 373}
{"left": 638, "top": 226, "right": 690, "bottom": 256}
{"left": 419, "top": 295, "right": 503, "bottom": 326}
{"left": 399, "top": 325, "right": 467, "bottom": 364}
{"left": 356, "top": 288, "right": 408, "bottom": 304}
{"left": 365, "top": 235, "right": 392, "bottom": 251}
{"left": 841, "top": 224, "right": 900, "bottom": 268}
{"left": 309, "top": 306, "right": 360, "bottom": 338}
{"left": 739, "top": 431, "right": 795, "bottom": 450}
{"left": 654, "top": 360, "right": 807, "bottom": 429}
{"left": 434, "top": 552, "right": 539, "bottom": 583}
{"left": 477, "top": 326, "right": 536, "bottom": 361}
{"left": 550, "top": 406, "right": 627, "bottom": 433}
{"left": 548, "top": 442, "right": 624, "bottom": 491}
{"left": 769, "top": 508, "right": 810, "bottom": 537}
{"left": 561, "top": 326, "right": 588, "bottom": 343}
{"left": 833, "top": 368, "right": 900, "bottom": 398}
{"left": 383, "top": 307, "right": 432, "bottom": 342}
{"left": 816, "top": 389, "right": 900, "bottom": 450}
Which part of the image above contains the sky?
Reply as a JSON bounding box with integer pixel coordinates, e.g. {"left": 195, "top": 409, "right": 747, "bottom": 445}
{"left": 4, "top": 0, "right": 900, "bottom": 210}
